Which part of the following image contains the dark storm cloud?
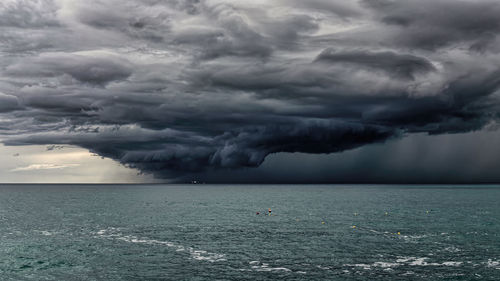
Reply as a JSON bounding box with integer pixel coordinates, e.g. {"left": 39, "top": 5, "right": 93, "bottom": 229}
{"left": 315, "top": 49, "right": 436, "bottom": 80}
{"left": 362, "top": 0, "right": 500, "bottom": 50}
{"left": 73, "top": 1, "right": 172, "bottom": 42}
{"left": 4, "top": 120, "right": 395, "bottom": 179}
{"left": 284, "top": 0, "right": 363, "bottom": 19}
{"left": 6, "top": 52, "right": 133, "bottom": 86}
{"left": 1, "top": 0, "right": 500, "bottom": 182}
{"left": 0, "top": 0, "right": 60, "bottom": 28}
{"left": 0, "top": 93, "right": 20, "bottom": 113}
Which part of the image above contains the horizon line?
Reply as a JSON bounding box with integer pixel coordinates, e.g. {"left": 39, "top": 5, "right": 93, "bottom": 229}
{"left": 1, "top": 182, "right": 500, "bottom": 185}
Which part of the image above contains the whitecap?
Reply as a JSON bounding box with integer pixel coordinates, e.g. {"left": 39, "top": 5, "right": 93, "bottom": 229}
{"left": 316, "top": 265, "right": 331, "bottom": 270}
{"left": 94, "top": 228, "right": 226, "bottom": 263}
{"left": 373, "top": 262, "right": 399, "bottom": 268}
{"left": 396, "top": 256, "right": 416, "bottom": 263}
{"left": 486, "top": 259, "right": 500, "bottom": 269}
{"left": 34, "top": 230, "right": 55, "bottom": 236}
{"left": 408, "top": 257, "right": 431, "bottom": 266}
{"left": 443, "top": 246, "right": 461, "bottom": 252}
{"left": 343, "top": 263, "right": 372, "bottom": 270}
{"left": 345, "top": 257, "right": 465, "bottom": 270}
{"left": 251, "top": 265, "right": 291, "bottom": 272}
{"left": 246, "top": 261, "right": 293, "bottom": 273}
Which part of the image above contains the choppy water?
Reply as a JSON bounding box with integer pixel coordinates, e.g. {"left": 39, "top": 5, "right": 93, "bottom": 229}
{"left": 0, "top": 184, "right": 499, "bottom": 280}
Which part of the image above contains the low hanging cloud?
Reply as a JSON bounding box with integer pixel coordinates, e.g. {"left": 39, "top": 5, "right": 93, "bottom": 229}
{"left": 1, "top": 0, "right": 500, "bottom": 181}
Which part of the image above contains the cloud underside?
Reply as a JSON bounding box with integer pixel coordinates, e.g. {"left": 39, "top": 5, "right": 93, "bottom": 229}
{"left": 1, "top": 0, "right": 500, "bottom": 181}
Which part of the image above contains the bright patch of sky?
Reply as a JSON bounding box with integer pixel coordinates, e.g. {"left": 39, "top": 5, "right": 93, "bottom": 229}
{"left": 0, "top": 144, "right": 159, "bottom": 183}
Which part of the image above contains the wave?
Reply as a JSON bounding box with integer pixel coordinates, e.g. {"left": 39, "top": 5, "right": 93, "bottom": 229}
{"left": 94, "top": 227, "right": 226, "bottom": 263}
{"left": 239, "top": 261, "right": 293, "bottom": 273}
{"left": 344, "top": 256, "right": 464, "bottom": 270}
{"left": 486, "top": 259, "right": 500, "bottom": 269}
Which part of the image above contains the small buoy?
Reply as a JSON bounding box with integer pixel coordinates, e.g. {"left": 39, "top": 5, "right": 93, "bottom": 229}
{"left": 352, "top": 225, "right": 356, "bottom": 229}
{"left": 256, "top": 212, "right": 260, "bottom": 215}
{"left": 385, "top": 212, "right": 388, "bottom": 216}
{"left": 322, "top": 221, "right": 325, "bottom": 224}
{"left": 426, "top": 210, "right": 430, "bottom": 214}
{"left": 354, "top": 212, "right": 358, "bottom": 216}
{"left": 397, "top": 232, "right": 401, "bottom": 235}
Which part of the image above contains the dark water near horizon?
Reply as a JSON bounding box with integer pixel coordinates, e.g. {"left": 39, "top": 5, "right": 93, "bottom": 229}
{"left": 0, "top": 184, "right": 499, "bottom": 280}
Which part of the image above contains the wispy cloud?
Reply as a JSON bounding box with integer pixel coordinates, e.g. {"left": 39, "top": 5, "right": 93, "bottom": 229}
{"left": 11, "top": 163, "right": 80, "bottom": 172}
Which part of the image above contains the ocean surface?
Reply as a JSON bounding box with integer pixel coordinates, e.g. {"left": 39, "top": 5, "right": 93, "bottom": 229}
{"left": 0, "top": 184, "right": 499, "bottom": 280}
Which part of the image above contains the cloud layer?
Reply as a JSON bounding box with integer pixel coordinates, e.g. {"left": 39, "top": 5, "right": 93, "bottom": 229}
{"left": 1, "top": 0, "right": 500, "bottom": 181}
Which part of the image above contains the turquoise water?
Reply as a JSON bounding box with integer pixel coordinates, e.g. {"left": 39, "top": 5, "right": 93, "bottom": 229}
{"left": 0, "top": 184, "right": 499, "bottom": 280}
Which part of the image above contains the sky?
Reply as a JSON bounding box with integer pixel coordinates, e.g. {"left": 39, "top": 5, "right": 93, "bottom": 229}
{"left": 1, "top": 0, "right": 500, "bottom": 183}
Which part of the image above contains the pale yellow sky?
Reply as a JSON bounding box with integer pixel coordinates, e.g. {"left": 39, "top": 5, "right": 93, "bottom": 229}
{"left": 0, "top": 144, "right": 160, "bottom": 183}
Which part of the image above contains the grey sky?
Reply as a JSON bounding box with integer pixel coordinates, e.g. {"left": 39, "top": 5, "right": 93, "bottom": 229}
{"left": 1, "top": 0, "right": 500, "bottom": 183}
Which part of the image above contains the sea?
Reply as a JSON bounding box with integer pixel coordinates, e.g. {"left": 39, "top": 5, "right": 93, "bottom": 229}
{"left": 0, "top": 184, "right": 499, "bottom": 280}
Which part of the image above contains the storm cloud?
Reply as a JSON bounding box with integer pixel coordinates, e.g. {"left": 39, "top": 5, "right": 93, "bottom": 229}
{"left": 1, "top": 0, "right": 500, "bottom": 181}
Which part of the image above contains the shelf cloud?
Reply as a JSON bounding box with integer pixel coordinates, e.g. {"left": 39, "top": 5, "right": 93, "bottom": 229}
{"left": 1, "top": 0, "right": 500, "bottom": 181}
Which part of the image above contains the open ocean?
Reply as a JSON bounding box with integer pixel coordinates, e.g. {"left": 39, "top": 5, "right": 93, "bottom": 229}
{"left": 0, "top": 184, "right": 499, "bottom": 280}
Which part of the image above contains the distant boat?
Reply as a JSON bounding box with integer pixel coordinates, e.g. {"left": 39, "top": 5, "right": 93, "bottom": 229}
{"left": 190, "top": 180, "right": 205, "bottom": 184}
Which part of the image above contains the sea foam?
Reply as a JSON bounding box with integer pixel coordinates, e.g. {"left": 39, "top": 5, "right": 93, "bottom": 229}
{"left": 95, "top": 227, "right": 226, "bottom": 263}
